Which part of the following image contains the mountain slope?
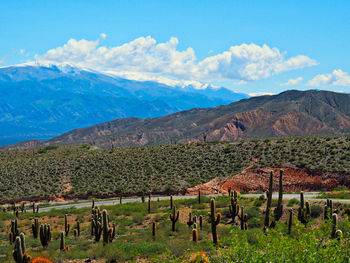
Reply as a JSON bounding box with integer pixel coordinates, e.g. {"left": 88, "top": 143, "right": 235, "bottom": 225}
{"left": 0, "top": 63, "right": 248, "bottom": 145}
{"left": 3, "top": 89, "right": 349, "bottom": 150}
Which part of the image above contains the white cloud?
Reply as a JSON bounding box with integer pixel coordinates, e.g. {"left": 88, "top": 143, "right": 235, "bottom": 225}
{"left": 0, "top": 54, "right": 9, "bottom": 65}
{"left": 36, "top": 35, "right": 317, "bottom": 83}
{"left": 307, "top": 69, "right": 350, "bottom": 87}
{"left": 19, "top": 49, "right": 25, "bottom": 54}
{"left": 280, "top": 77, "right": 303, "bottom": 86}
{"left": 100, "top": 33, "right": 107, "bottom": 39}
{"left": 248, "top": 92, "right": 276, "bottom": 97}
{"left": 233, "top": 80, "right": 248, "bottom": 85}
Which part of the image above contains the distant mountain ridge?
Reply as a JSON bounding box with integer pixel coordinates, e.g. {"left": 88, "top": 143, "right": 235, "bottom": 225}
{"left": 2, "top": 89, "right": 349, "bottom": 150}
{"left": 0, "top": 63, "right": 248, "bottom": 145}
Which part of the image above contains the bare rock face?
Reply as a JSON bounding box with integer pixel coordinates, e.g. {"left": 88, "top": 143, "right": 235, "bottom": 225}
{"left": 186, "top": 167, "right": 350, "bottom": 195}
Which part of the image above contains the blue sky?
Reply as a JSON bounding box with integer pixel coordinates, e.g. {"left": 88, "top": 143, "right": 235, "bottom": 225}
{"left": 1, "top": 0, "right": 350, "bottom": 95}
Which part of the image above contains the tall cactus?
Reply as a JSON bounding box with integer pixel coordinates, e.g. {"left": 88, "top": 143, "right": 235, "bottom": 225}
{"left": 288, "top": 209, "right": 293, "bottom": 235}
{"left": 264, "top": 171, "right": 273, "bottom": 228}
{"left": 324, "top": 199, "right": 333, "bottom": 220}
{"left": 170, "top": 195, "right": 174, "bottom": 210}
{"left": 102, "top": 209, "right": 115, "bottom": 245}
{"left": 169, "top": 207, "right": 179, "bottom": 231}
{"left": 152, "top": 222, "right": 156, "bottom": 240}
{"left": 297, "top": 193, "right": 310, "bottom": 224}
{"left": 209, "top": 199, "right": 221, "bottom": 245}
{"left": 10, "top": 219, "right": 19, "bottom": 243}
{"left": 39, "top": 224, "right": 51, "bottom": 248}
{"left": 331, "top": 213, "right": 340, "bottom": 239}
{"left": 238, "top": 207, "right": 248, "bottom": 230}
{"left": 187, "top": 212, "right": 194, "bottom": 227}
{"left": 274, "top": 170, "right": 284, "bottom": 222}
{"left": 148, "top": 199, "right": 151, "bottom": 213}
{"left": 199, "top": 215, "right": 203, "bottom": 230}
{"left": 198, "top": 190, "right": 201, "bottom": 204}
{"left": 32, "top": 219, "right": 39, "bottom": 239}
{"left": 192, "top": 228, "right": 198, "bottom": 242}
{"left": 12, "top": 234, "right": 31, "bottom": 263}
{"left": 64, "top": 214, "right": 70, "bottom": 236}
{"left": 60, "top": 232, "right": 68, "bottom": 251}
{"left": 229, "top": 197, "right": 239, "bottom": 224}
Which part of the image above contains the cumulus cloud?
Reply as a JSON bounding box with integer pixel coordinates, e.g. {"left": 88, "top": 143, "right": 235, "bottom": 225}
{"left": 280, "top": 77, "right": 303, "bottom": 86}
{"left": 307, "top": 69, "right": 350, "bottom": 87}
{"left": 36, "top": 35, "right": 317, "bottom": 82}
{"left": 100, "top": 33, "right": 107, "bottom": 39}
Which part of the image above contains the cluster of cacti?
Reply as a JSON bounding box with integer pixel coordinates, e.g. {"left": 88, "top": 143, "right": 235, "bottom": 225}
{"left": 169, "top": 207, "right": 179, "bottom": 231}
{"left": 91, "top": 207, "right": 103, "bottom": 242}
{"left": 102, "top": 209, "right": 116, "bottom": 245}
{"left": 32, "top": 203, "right": 39, "bottom": 213}
{"left": 238, "top": 207, "right": 248, "bottom": 230}
{"left": 297, "top": 192, "right": 311, "bottom": 224}
{"left": 331, "top": 213, "right": 342, "bottom": 240}
{"left": 60, "top": 232, "right": 68, "bottom": 251}
{"left": 324, "top": 199, "right": 333, "bottom": 220}
{"left": 273, "top": 170, "right": 284, "bottom": 222}
{"left": 39, "top": 224, "right": 51, "bottom": 248}
{"left": 264, "top": 171, "right": 273, "bottom": 228}
{"left": 209, "top": 199, "right": 221, "bottom": 245}
{"left": 31, "top": 219, "right": 39, "bottom": 239}
{"left": 10, "top": 219, "right": 19, "bottom": 243}
{"left": 13, "top": 233, "right": 31, "bottom": 263}
{"left": 229, "top": 196, "right": 239, "bottom": 224}
{"left": 64, "top": 214, "right": 70, "bottom": 236}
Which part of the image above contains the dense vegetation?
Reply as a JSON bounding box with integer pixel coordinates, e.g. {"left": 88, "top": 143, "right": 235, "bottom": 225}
{"left": 0, "top": 193, "right": 349, "bottom": 262}
{"left": 0, "top": 136, "right": 349, "bottom": 201}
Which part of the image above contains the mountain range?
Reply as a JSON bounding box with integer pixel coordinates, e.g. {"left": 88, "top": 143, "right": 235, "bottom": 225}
{"left": 2, "top": 89, "right": 349, "bottom": 150}
{"left": 0, "top": 63, "right": 248, "bottom": 146}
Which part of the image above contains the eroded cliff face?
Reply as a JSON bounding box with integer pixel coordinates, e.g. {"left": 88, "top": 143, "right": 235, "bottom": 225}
{"left": 186, "top": 167, "right": 350, "bottom": 195}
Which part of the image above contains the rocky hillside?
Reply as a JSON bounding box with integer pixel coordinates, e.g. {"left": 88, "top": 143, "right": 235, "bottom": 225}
{"left": 3, "top": 89, "right": 348, "bottom": 150}
{"left": 0, "top": 136, "right": 349, "bottom": 202}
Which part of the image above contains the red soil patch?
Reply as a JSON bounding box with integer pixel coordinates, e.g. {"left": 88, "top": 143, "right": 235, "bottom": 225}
{"left": 186, "top": 167, "right": 350, "bottom": 195}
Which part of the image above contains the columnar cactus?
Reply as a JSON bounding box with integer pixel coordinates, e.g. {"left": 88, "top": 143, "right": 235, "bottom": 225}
{"left": 60, "top": 232, "right": 68, "bottom": 251}
{"left": 228, "top": 188, "right": 231, "bottom": 196}
{"left": 187, "top": 212, "right": 194, "bottom": 227}
{"left": 169, "top": 207, "right": 179, "bottom": 231}
{"left": 288, "top": 209, "right": 293, "bottom": 235}
{"left": 102, "top": 209, "right": 115, "bottom": 245}
{"left": 209, "top": 199, "right": 221, "bottom": 245}
{"left": 32, "top": 219, "right": 39, "bottom": 239}
{"left": 239, "top": 207, "right": 248, "bottom": 230}
{"left": 152, "top": 222, "right": 156, "bottom": 240}
{"left": 331, "top": 213, "right": 340, "bottom": 239}
{"left": 92, "top": 199, "right": 95, "bottom": 209}
{"left": 74, "top": 221, "right": 80, "bottom": 238}
{"left": 324, "top": 199, "right": 333, "bottom": 220}
{"left": 297, "top": 195, "right": 311, "bottom": 225}
{"left": 192, "top": 228, "right": 198, "bottom": 242}
{"left": 120, "top": 196, "right": 122, "bottom": 204}
{"left": 148, "top": 199, "right": 151, "bottom": 213}
{"left": 264, "top": 171, "right": 273, "bottom": 228}
{"left": 12, "top": 234, "right": 31, "bottom": 263}
{"left": 198, "top": 190, "right": 201, "bottom": 204}
{"left": 274, "top": 170, "right": 284, "bottom": 222}
{"left": 199, "top": 215, "right": 203, "bottom": 230}
{"left": 229, "top": 197, "right": 239, "bottom": 224}
{"left": 170, "top": 195, "right": 174, "bottom": 210}
{"left": 10, "top": 219, "right": 19, "bottom": 243}
{"left": 233, "top": 190, "right": 237, "bottom": 200}
{"left": 64, "top": 214, "right": 70, "bottom": 236}
{"left": 141, "top": 195, "right": 145, "bottom": 203}
{"left": 39, "top": 224, "right": 51, "bottom": 248}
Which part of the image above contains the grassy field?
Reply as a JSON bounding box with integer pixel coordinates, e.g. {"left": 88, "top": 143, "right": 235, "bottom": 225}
{"left": 0, "top": 194, "right": 350, "bottom": 262}
{"left": 0, "top": 135, "right": 349, "bottom": 201}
